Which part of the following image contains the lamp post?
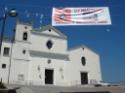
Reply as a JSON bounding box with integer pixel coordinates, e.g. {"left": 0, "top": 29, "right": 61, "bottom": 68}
{"left": 0, "top": 9, "right": 18, "bottom": 54}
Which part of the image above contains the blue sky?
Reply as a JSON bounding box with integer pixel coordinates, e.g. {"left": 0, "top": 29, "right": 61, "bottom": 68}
{"left": 0, "top": 0, "right": 125, "bottom": 83}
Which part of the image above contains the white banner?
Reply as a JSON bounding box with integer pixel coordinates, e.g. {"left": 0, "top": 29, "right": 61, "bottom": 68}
{"left": 52, "top": 7, "right": 111, "bottom": 26}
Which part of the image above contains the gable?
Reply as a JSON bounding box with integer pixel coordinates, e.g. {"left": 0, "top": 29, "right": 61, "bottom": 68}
{"left": 32, "top": 25, "right": 67, "bottom": 39}
{"left": 69, "top": 45, "right": 99, "bottom": 56}
{"left": 41, "top": 27, "right": 60, "bottom": 36}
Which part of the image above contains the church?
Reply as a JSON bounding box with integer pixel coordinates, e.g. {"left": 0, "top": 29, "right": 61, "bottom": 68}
{"left": 0, "top": 20, "right": 102, "bottom": 86}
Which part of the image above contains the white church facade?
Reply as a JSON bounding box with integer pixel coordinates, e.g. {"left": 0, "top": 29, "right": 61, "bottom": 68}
{"left": 0, "top": 21, "right": 102, "bottom": 86}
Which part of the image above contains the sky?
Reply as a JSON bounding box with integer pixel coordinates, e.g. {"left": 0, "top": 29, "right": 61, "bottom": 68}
{"left": 0, "top": 0, "right": 125, "bottom": 83}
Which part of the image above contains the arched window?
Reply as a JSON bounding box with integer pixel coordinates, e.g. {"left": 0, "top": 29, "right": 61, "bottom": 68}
{"left": 23, "top": 32, "right": 28, "bottom": 41}
{"left": 81, "top": 56, "right": 86, "bottom": 66}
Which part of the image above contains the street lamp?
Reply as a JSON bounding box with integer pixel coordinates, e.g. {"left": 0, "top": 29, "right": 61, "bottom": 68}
{"left": 0, "top": 9, "right": 18, "bottom": 54}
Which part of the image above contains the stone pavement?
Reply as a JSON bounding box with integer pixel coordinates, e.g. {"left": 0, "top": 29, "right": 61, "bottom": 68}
{"left": 6, "top": 84, "right": 125, "bottom": 93}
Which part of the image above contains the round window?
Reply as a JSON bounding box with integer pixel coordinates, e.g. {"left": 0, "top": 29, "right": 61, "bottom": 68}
{"left": 81, "top": 56, "right": 86, "bottom": 66}
{"left": 48, "top": 29, "right": 51, "bottom": 32}
{"left": 46, "top": 40, "right": 53, "bottom": 49}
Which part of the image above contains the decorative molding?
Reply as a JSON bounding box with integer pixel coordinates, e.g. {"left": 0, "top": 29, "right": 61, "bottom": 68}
{"left": 30, "top": 50, "right": 69, "bottom": 61}
{"left": 13, "top": 58, "right": 31, "bottom": 61}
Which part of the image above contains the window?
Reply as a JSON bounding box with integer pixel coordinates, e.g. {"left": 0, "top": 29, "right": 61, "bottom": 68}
{"left": 24, "top": 26, "right": 28, "bottom": 29}
{"left": 2, "top": 64, "right": 6, "bottom": 69}
{"left": 23, "top": 32, "right": 28, "bottom": 40}
{"left": 3, "top": 47, "right": 10, "bottom": 56}
{"left": 22, "top": 50, "right": 26, "bottom": 54}
{"left": 39, "top": 75, "right": 41, "bottom": 79}
{"left": 82, "top": 48, "right": 84, "bottom": 50}
{"left": 18, "top": 74, "right": 24, "bottom": 81}
{"left": 47, "top": 59, "right": 51, "bottom": 64}
{"left": 81, "top": 56, "right": 86, "bottom": 66}
{"left": 46, "top": 40, "right": 53, "bottom": 49}
{"left": 37, "top": 65, "right": 40, "bottom": 71}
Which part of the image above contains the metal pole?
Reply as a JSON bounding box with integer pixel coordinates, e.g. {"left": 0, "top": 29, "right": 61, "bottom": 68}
{"left": 0, "top": 13, "right": 7, "bottom": 54}
{"left": 8, "top": 29, "right": 16, "bottom": 84}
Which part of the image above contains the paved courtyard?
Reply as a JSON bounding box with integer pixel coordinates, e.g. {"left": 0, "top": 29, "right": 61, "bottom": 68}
{"left": 5, "top": 84, "right": 125, "bottom": 93}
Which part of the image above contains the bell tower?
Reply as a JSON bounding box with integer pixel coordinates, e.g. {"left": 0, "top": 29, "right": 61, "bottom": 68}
{"left": 8, "top": 20, "right": 32, "bottom": 84}
{"left": 14, "top": 20, "right": 32, "bottom": 42}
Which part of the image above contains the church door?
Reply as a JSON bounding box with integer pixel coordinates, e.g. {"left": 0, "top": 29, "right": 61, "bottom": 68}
{"left": 45, "top": 69, "right": 53, "bottom": 84}
{"left": 81, "top": 72, "right": 88, "bottom": 84}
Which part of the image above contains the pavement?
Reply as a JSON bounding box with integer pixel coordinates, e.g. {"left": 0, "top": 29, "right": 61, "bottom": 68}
{"left": 5, "top": 84, "right": 125, "bottom": 93}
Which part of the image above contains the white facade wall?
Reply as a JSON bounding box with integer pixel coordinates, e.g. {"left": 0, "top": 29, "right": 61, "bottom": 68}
{"left": 0, "top": 40, "right": 12, "bottom": 83}
{"left": 9, "top": 59, "right": 30, "bottom": 84}
{"left": 12, "top": 42, "right": 30, "bottom": 60}
{"left": 0, "top": 21, "right": 102, "bottom": 86}
{"left": 29, "top": 57, "right": 68, "bottom": 86}
{"left": 30, "top": 33, "right": 67, "bottom": 54}
{"left": 68, "top": 47, "right": 102, "bottom": 85}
